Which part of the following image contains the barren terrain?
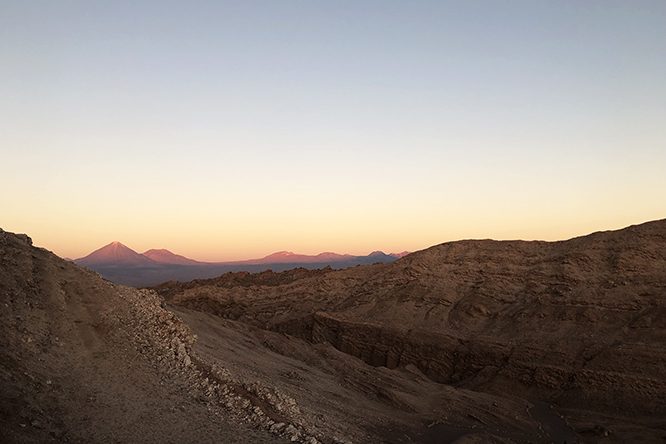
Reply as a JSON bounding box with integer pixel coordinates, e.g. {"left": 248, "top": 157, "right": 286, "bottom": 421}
{"left": 0, "top": 230, "right": 287, "bottom": 443}
{"left": 158, "top": 220, "right": 666, "bottom": 442}
{"left": 2, "top": 220, "right": 665, "bottom": 443}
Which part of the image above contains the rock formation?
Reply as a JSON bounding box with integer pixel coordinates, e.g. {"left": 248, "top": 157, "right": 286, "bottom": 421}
{"left": 159, "top": 219, "right": 666, "bottom": 442}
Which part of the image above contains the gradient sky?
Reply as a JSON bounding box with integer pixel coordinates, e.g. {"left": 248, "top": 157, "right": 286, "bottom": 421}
{"left": 1, "top": 1, "right": 665, "bottom": 261}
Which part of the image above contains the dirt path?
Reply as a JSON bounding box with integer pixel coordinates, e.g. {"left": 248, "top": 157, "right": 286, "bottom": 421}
{"left": 0, "top": 230, "right": 282, "bottom": 443}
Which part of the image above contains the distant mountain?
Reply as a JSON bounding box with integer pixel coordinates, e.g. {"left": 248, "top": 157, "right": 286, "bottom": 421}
{"left": 76, "top": 242, "right": 156, "bottom": 267}
{"left": 390, "top": 251, "right": 410, "bottom": 258}
{"left": 368, "top": 250, "right": 393, "bottom": 258}
{"left": 74, "top": 243, "right": 402, "bottom": 286}
{"left": 143, "top": 249, "right": 202, "bottom": 265}
{"left": 245, "top": 250, "right": 404, "bottom": 265}
{"left": 243, "top": 251, "right": 355, "bottom": 264}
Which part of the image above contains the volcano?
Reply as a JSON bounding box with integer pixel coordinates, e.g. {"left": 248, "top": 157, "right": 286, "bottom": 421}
{"left": 75, "top": 241, "right": 156, "bottom": 267}
{"left": 142, "top": 249, "right": 202, "bottom": 265}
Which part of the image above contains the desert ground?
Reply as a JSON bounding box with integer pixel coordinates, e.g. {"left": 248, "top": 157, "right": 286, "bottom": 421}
{"left": 2, "top": 220, "right": 665, "bottom": 443}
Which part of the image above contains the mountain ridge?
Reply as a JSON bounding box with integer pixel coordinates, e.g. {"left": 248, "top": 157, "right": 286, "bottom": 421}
{"left": 75, "top": 246, "right": 409, "bottom": 266}
{"left": 142, "top": 248, "right": 202, "bottom": 265}
{"left": 73, "top": 244, "right": 409, "bottom": 287}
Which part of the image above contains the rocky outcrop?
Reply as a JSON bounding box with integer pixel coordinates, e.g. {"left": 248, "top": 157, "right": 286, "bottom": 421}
{"left": 285, "top": 312, "right": 665, "bottom": 415}
{"left": 0, "top": 228, "right": 322, "bottom": 443}
{"left": 163, "top": 219, "right": 666, "bottom": 441}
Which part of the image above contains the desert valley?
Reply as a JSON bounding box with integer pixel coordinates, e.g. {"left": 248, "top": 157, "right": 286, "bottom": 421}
{"left": 2, "top": 220, "right": 665, "bottom": 443}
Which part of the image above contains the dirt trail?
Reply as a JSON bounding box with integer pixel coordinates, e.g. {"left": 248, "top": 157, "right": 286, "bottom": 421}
{"left": 0, "top": 229, "right": 284, "bottom": 443}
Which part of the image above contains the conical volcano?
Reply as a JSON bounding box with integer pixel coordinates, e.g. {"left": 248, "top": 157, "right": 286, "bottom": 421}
{"left": 76, "top": 241, "right": 156, "bottom": 266}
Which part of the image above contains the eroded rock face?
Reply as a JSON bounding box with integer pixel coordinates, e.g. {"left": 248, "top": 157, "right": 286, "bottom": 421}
{"left": 297, "top": 312, "right": 665, "bottom": 415}
{"left": 163, "top": 219, "right": 666, "bottom": 439}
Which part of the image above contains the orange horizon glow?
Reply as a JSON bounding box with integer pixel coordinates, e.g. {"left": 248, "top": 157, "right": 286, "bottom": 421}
{"left": 2, "top": 3, "right": 665, "bottom": 263}
{"left": 3, "top": 214, "right": 664, "bottom": 263}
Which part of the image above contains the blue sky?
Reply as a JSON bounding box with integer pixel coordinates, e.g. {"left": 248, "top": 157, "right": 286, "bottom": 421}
{"left": 1, "top": 1, "right": 665, "bottom": 260}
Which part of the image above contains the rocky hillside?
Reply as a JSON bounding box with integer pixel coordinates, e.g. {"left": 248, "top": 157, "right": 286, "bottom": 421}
{"left": 158, "top": 219, "right": 666, "bottom": 442}
{"left": 0, "top": 229, "right": 312, "bottom": 443}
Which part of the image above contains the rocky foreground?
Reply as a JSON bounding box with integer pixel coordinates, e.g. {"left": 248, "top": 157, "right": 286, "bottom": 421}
{"left": 1, "top": 220, "right": 665, "bottom": 443}
{"left": 0, "top": 229, "right": 296, "bottom": 443}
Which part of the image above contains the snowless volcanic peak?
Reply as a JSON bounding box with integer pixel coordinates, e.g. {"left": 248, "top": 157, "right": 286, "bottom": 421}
{"left": 367, "top": 250, "right": 394, "bottom": 259}
{"left": 264, "top": 251, "right": 295, "bottom": 258}
{"left": 314, "top": 252, "right": 353, "bottom": 260}
{"left": 256, "top": 251, "right": 316, "bottom": 263}
{"left": 142, "top": 249, "right": 200, "bottom": 265}
{"left": 75, "top": 241, "right": 156, "bottom": 266}
{"left": 257, "top": 251, "right": 353, "bottom": 264}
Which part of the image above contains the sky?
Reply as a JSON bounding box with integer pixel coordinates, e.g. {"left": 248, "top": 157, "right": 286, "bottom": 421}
{"left": 1, "top": 1, "right": 665, "bottom": 261}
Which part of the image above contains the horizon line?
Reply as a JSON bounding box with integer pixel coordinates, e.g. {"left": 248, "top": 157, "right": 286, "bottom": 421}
{"left": 53, "top": 216, "right": 666, "bottom": 263}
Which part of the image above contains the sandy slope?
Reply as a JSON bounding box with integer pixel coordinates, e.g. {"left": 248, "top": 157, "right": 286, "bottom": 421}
{"left": 0, "top": 229, "right": 286, "bottom": 443}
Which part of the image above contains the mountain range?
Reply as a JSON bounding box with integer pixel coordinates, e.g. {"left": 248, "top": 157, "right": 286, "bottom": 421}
{"left": 74, "top": 242, "right": 408, "bottom": 286}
